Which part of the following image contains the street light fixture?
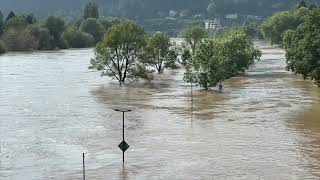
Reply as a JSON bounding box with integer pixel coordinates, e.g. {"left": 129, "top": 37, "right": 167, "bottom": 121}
{"left": 113, "top": 108, "right": 132, "bottom": 163}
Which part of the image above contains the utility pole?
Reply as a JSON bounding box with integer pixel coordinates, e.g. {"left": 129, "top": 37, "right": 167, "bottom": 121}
{"left": 113, "top": 108, "right": 132, "bottom": 163}
{"left": 82, "top": 153, "right": 85, "bottom": 180}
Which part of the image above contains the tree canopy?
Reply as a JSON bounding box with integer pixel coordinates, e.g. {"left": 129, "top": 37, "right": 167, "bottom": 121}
{"left": 260, "top": 12, "right": 299, "bottom": 45}
{"left": 184, "top": 28, "right": 261, "bottom": 90}
{"left": 282, "top": 6, "right": 320, "bottom": 86}
{"left": 62, "top": 26, "right": 94, "bottom": 48}
{"left": 181, "top": 26, "right": 206, "bottom": 54}
{"left": 44, "top": 16, "right": 66, "bottom": 48}
{"left": 80, "top": 18, "right": 105, "bottom": 43}
{"left": 90, "top": 21, "right": 153, "bottom": 84}
{"left": 142, "top": 32, "right": 179, "bottom": 73}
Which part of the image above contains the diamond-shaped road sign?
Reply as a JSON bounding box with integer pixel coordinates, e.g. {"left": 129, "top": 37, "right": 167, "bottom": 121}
{"left": 118, "top": 141, "right": 130, "bottom": 152}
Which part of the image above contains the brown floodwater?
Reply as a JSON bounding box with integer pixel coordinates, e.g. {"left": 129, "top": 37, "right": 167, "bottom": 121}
{"left": 1, "top": 41, "right": 320, "bottom": 179}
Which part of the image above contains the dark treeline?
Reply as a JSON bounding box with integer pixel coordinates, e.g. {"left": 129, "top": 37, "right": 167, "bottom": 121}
{"left": 0, "top": 0, "right": 209, "bottom": 19}
{"left": 1, "top": 0, "right": 319, "bottom": 19}
{"left": 0, "top": 3, "right": 123, "bottom": 53}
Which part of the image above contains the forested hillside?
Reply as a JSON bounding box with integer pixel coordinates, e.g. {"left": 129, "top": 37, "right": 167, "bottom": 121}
{"left": 1, "top": 0, "right": 319, "bottom": 19}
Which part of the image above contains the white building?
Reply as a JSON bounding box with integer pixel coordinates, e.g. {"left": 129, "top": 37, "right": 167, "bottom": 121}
{"left": 204, "top": 18, "right": 221, "bottom": 29}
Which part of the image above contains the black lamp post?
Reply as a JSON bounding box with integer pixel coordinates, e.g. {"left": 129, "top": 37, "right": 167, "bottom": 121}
{"left": 113, "top": 108, "right": 132, "bottom": 163}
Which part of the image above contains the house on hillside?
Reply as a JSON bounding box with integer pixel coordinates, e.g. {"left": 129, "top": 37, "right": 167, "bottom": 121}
{"left": 204, "top": 18, "right": 221, "bottom": 29}
{"left": 226, "top": 14, "right": 238, "bottom": 20}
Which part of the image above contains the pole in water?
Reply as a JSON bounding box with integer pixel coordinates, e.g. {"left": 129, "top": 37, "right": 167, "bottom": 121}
{"left": 114, "top": 108, "right": 131, "bottom": 164}
{"left": 191, "top": 81, "right": 194, "bottom": 116}
{"left": 122, "top": 111, "right": 125, "bottom": 163}
{"left": 83, "top": 153, "right": 85, "bottom": 180}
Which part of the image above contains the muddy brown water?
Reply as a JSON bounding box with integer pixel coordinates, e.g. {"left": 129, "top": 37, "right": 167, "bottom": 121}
{"left": 1, "top": 41, "right": 320, "bottom": 179}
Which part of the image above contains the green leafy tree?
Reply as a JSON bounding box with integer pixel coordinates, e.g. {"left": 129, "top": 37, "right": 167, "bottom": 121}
{"left": 98, "top": 16, "right": 123, "bottom": 30}
{"left": 182, "top": 26, "right": 206, "bottom": 54}
{"left": 90, "top": 21, "right": 153, "bottom": 84}
{"left": 0, "top": 11, "right": 4, "bottom": 35}
{"left": 62, "top": 26, "right": 94, "bottom": 48}
{"left": 6, "top": 11, "right": 15, "bottom": 22}
{"left": 179, "top": 42, "right": 192, "bottom": 67}
{"left": 142, "top": 32, "right": 179, "bottom": 73}
{"left": 57, "top": 36, "right": 70, "bottom": 49}
{"left": 5, "top": 16, "right": 28, "bottom": 30}
{"left": 185, "top": 28, "right": 261, "bottom": 90}
{"left": 22, "top": 13, "right": 37, "bottom": 24}
{"left": 44, "top": 16, "right": 66, "bottom": 48}
{"left": 221, "top": 28, "right": 261, "bottom": 74}
{"left": 260, "top": 12, "right": 298, "bottom": 45}
{"left": 27, "top": 25, "right": 53, "bottom": 50}
{"left": 283, "top": 8, "right": 320, "bottom": 86}
{"left": 2, "top": 29, "right": 36, "bottom": 51}
{"left": 80, "top": 18, "right": 105, "bottom": 43}
{"left": 0, "top": 40, "right": 6, "bottom": 54}
{"left": 84, "top": 2, "right": 99, "bottom": 19}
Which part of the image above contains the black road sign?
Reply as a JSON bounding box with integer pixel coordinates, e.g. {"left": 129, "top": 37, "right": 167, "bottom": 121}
{"left": 118, "top": 141, "right": 130, "bottom": 152}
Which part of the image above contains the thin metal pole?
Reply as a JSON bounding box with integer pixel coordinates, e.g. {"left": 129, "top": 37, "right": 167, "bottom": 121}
{"left": 122, "top": 111, "right": 125, "bottom": 163}
{"left": 191, "top": 81, "right": 193, "bottom": 114}
{"left": 83, "top": 153, "right": 85, "bottom": 180}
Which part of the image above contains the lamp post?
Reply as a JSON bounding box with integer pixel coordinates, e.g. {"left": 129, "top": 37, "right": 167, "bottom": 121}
{"left": 113, "top": 108, "right": 132, "bottom": 163}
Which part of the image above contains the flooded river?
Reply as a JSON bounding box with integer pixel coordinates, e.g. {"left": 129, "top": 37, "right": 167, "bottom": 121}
{"left": 1, "top": 41, "right": 320, "bottom": 179}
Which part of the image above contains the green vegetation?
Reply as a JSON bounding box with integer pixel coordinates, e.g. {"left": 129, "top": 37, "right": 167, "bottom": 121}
{"left": 79, "top": 18, "right": 105, "bottom": 43}
{"left": 2, "top": 29, "right": 36, "bottom": 51}
{"left": 44, "top": 16, "right": 66, "bottom": 48}
{"left": 28, "top": 24, "right": 53, "bottom": 50}
{"left": 62, "top": 26, "right": 94, "bottom": 48}
{"left": 142, "top": 32, "right": 179, "bottom": 73}
{"left": 283, "top": 7, "right": 320, "bottom": 86}
{"left": 0, "top": 40, "right": 6, "bottom": 54}
{"left": 181, "top": 26, "right": 206, "bottom": 54}
{"left": 6, "top": 11, "right": 16, "bottom": 22}
{"left": 89, "top": 23, "right": 260, "bottom": 87}
{"left": 184, "top": 28, "right": 261, "bottom": 90}
{"left": 90, "top": 21, "right": 154, "bottom": 84}
{"left": 0, "top": 2, "right": 122, "bottom": 53}
{"left": 260, "top": 12, "right": 299, "bottom": 45}
{"left": 260, "top": 2, "right": 320, "bottom": 86}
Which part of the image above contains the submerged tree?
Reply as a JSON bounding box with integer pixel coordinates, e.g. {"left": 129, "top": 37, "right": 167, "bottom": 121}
{"left": 90, "top": 21, "right": 153, "bottom": 84}
{"left": 181, "top": 26, "right": 206, "bottom": 54}
{"left": 80, "top": 18, "right": 105, "bottom": 43}
{"left": 2, "top": 29, "right": 36, "bottom": 51}
{"left": 185, "top": 28, "right": 261, "bottom": 90}
{"left": 0, "top": 40, "right": 6, "bottom": 54}
{"left": 142, "top": 32, "right": 179, "bottom": 73}
{"left": 27, "top": 24, "right": 53, "bottom": 50}
{"left": 44, "top": 16, "right": 66, "bottom": 48}
{"left": 62, "top": 26, "right": 94, "bottom": 48}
